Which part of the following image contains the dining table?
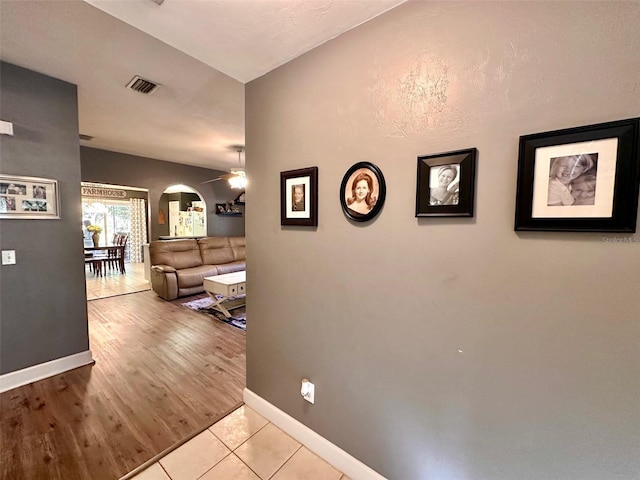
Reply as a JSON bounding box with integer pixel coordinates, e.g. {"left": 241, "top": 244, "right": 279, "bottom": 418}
{"left": 84, "top": 244, "right": 126, "bottom": 274}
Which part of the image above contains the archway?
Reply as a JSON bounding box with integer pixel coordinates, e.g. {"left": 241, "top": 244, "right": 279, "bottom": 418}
{"left": 159, "top": 184, "right": 207, "bottom": 238}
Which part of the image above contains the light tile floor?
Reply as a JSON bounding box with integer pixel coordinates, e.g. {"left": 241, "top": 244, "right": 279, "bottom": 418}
{"left": 86, "top": 261, "right": 150, "bottom": 300}
{"left": 131, "top": 405, "right": 350, "bottom": 480}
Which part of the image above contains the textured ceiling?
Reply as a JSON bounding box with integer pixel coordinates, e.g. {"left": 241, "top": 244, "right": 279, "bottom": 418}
{"left": 0, "top": 0, "right": 406, "bottom": 171}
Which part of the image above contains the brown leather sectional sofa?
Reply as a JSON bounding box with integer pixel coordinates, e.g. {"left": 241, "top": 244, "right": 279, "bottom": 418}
{"left": 149, "top": 236, "right": 245, "bottom": 300}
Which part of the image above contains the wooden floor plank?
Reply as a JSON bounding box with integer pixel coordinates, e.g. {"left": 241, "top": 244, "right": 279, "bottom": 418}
{"left": 0, "top": 290, "right": 246, "bottom": 480}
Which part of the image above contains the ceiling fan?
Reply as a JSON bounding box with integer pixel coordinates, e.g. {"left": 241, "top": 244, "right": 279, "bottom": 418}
{"left": 202, "top": 146, "right": 246, "bottom": 189}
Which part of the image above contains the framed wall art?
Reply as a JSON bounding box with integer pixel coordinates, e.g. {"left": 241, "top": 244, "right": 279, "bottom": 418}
{"left": 514, "top": 117, "right": 640, "bottom": 232}
{"left": 0, "top": 174, "right": 60, "bottom": 219}
{"left": 415, "top": 148, "right": 477, "bottom": 217}
{"left": 340, "top": 162, "right": 386, "bottom": 222}
{"left": 280, "top": 166, "right": 318, "bottom": 226}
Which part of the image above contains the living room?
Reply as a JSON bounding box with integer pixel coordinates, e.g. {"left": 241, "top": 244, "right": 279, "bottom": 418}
{"left": 2, "top": 2, "right": 639, "bottom": 480}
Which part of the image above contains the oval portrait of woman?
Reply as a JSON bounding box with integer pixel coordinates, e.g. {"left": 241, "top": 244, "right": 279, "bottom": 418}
{"left": 340, "top": 162, "right": 386, "bottom": 222}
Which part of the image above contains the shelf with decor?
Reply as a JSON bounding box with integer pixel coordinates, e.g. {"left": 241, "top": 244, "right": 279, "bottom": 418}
{"left": 216, "top": 203, "right": 242, "bottom": 216}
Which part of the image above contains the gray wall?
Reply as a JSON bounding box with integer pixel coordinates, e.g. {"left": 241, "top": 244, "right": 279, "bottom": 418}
{"left": 245, "top": 2, "right": 640, "bottom": 479}
{"left": 80, "top": 147, "right": 245, "bottom": 239}
{"left": 0, "top": 62, "right": 89, "bottom": 375}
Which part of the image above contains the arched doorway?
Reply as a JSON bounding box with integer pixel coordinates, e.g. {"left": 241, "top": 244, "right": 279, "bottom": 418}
{"left": 159, "top": 184, "right": 207, "bottom": 238}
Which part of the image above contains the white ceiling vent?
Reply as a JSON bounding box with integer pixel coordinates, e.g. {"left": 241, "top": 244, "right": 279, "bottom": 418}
{"left": 126, "top": 75, "right": 160, "bottom": 95}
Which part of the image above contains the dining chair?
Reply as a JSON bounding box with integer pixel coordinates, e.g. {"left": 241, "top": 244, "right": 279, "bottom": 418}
{"left": 104, "top": 233, "right": 128, "bottom": 273}
{"left": 84, "top": 252, "right": 103, "bottom": 276}
{"left": 116, "top": 234, "right": 128, "bottom": 273}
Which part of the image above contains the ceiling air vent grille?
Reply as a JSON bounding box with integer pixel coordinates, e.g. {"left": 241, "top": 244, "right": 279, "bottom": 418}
{"left": 126, "top": 76, "right": 160, "bottom": 95}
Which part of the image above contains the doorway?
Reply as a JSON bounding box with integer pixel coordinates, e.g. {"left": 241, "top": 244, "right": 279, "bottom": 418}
{"left": 82, "top": 199, "right": 131, "bottom": 258}
{"left": 159, "top": 184, "right": 207, "bottom": 238}
{"left": 81, "top": 183, "right": 150, "bottom": 299}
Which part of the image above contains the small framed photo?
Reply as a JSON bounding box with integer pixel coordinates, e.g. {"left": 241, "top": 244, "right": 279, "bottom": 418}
{"left": 280, "top": 166, "right": 318, "bottom": 226}
{"left": 0, "top": 174, "right": 60, "bottom": 219}
{"left": 415, "top": 148, "right": 477, "bottom": 217}
{"left": 515, "top": 117, "right": 640, "bottom": 232}
{"left": 340, "top": 162, "right": 386, "bottom": 222}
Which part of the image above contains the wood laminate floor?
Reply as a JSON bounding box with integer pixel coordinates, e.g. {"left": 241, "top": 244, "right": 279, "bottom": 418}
{"left": 0, "top": 290, "right": 246, "bottom": 480}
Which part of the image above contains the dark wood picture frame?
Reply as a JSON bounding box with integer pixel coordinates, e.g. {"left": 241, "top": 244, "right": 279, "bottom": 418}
{"left": 515, "top": 117, "right": 640, "bottom": 232}
{"left": 340, "top": 162, "right": 386, "bottom": 222}
{"left": 280, "top": 166, "right": 318, "bottom": 226}
{"left": 415, "top": 148, "right": 477, "bottom": 217}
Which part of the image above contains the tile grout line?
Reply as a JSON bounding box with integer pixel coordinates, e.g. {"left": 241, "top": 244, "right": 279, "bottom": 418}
{"left": 232, "top": 421, "right": 274, "bottom": 480}
{"left": 194, "top": 450, "right": 234, "bottom": 480}
{"left": 159, "top": 462, "right": 171, "bottom": 480}
{"left": 205, "top": 416, "right": 289, "bottom": 480}
{"left": 267, "top": 444, "right": 303, "bottom": 480}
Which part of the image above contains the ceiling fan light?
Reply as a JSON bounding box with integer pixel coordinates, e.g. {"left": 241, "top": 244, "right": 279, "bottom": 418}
{"left": 228, "top": 171, "right": 247, "bottom": 189}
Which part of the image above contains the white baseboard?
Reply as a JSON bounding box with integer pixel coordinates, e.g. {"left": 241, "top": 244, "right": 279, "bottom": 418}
{"left": 243, "top": 388, "right": 387, "bottom": 480}
{"left": 0, "top": 350, "right": 94, "bottom": 393}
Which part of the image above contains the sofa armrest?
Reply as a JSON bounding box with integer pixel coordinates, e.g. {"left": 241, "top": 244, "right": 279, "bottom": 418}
{"left": 150, "top": 266, "right": 178, "bottom": 300}
{"left": 152, "top": 264, "right": 176, "bottom": 273}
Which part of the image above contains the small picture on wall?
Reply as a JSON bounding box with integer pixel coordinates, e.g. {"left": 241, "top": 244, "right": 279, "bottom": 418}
{"left": 21, "top": 199, "right": 48, "bottom": 212}
{"left": 0, "top": 182, "right": 27, "bottom": 195}
{"left": 340, "top": 162, "right": 386, "bottom": 222}
{"left": 429, "top": 164, "right": 460, "bottom": 206}
{"left": 546, "top": 154, "right": 598, "bottom": 206}
{"left": 416, "top": 148, "right": 477, "bottom": 217}
{"left": 280, "top": 166, "right": 318, "bottom": 226}
{"left": 33, "top": 185, "right": 47, "bottom": 199}
{"left": 291, "top": 183, "right": 305, "bottom": 212}
{"left": 0, "top": 196, "right": 17, "bottom": 212}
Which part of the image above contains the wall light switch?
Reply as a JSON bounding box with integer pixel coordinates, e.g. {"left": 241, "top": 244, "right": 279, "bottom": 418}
{"left": 0, "top": 120, "right": 14, "bottom": 136}
{"left": 2, "top": 250, "right": 16, "bottom": 265}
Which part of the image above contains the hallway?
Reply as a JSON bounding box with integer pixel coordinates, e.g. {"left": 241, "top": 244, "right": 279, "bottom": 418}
{"left": 1, "top": 290, "right": 246, "bottom": 480}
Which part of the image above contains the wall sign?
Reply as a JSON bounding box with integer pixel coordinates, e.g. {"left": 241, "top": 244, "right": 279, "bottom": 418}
{"left": 81, "top": 186, "right": 127, "bottom": 198}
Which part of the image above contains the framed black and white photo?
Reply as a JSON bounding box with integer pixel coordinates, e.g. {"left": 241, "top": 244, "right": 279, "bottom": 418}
{"left": 0, "top": 174, "right": 60, "bottom": 219}
{"left": 340, "top": 162, "right": 386, "bottom": 222}
{"left": 515, "top": 117, "right": 640, "bottom": 232}
{"left": 280, "top": 166, "right": 318, "bottom": 226}
{"left": 415, "top": 148, "right": 477, "bottom": 217}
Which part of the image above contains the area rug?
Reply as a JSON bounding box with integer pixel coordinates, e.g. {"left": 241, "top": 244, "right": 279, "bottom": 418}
{"left": 181, "top": 295, "right": 246, "bottom": 331}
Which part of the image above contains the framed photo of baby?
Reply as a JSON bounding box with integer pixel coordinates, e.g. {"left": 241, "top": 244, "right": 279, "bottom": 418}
{"left": 280, "top": 166, "right": 318, "bottom": 226}
{"left": 415, "top": 148, "right": 477, "bottom": 217}
{"left": 515, "top": 117, "right": 640, "bottom": 232}
{"left": 340, "top": 162, "right": 386, "bottom": 222}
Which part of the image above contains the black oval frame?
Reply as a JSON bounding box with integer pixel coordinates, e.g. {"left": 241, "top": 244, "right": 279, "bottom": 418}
{"left": 339, "top": 162, "right": 386, "bottom": 222}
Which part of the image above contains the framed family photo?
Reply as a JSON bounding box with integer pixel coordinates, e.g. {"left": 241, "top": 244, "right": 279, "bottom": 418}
{"left": 514, "top": 118, "right": 640, "bottom": 232}
{"left": 0, "top": 174, "right": 60, "bottom": 219}
{"left": 415, "top": 148, "right": 477, "bottom": 217}
{"left": 340, "top": 162, "right": 386, "bottom": 222}
{"left": 280, "top": 166, "right": 318, "bottom": 226}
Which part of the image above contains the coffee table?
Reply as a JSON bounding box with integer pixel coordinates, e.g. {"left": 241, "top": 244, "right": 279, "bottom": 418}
{"left": 203, "top": 271, "right": 246, "bottom": 318}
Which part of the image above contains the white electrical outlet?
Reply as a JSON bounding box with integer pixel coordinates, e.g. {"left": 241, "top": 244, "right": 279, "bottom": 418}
{"left": 301, "top": 378, "right": 315, "bottom": 404}
{"left": 2, "top": 250, "right": 16, "bottom": 265}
